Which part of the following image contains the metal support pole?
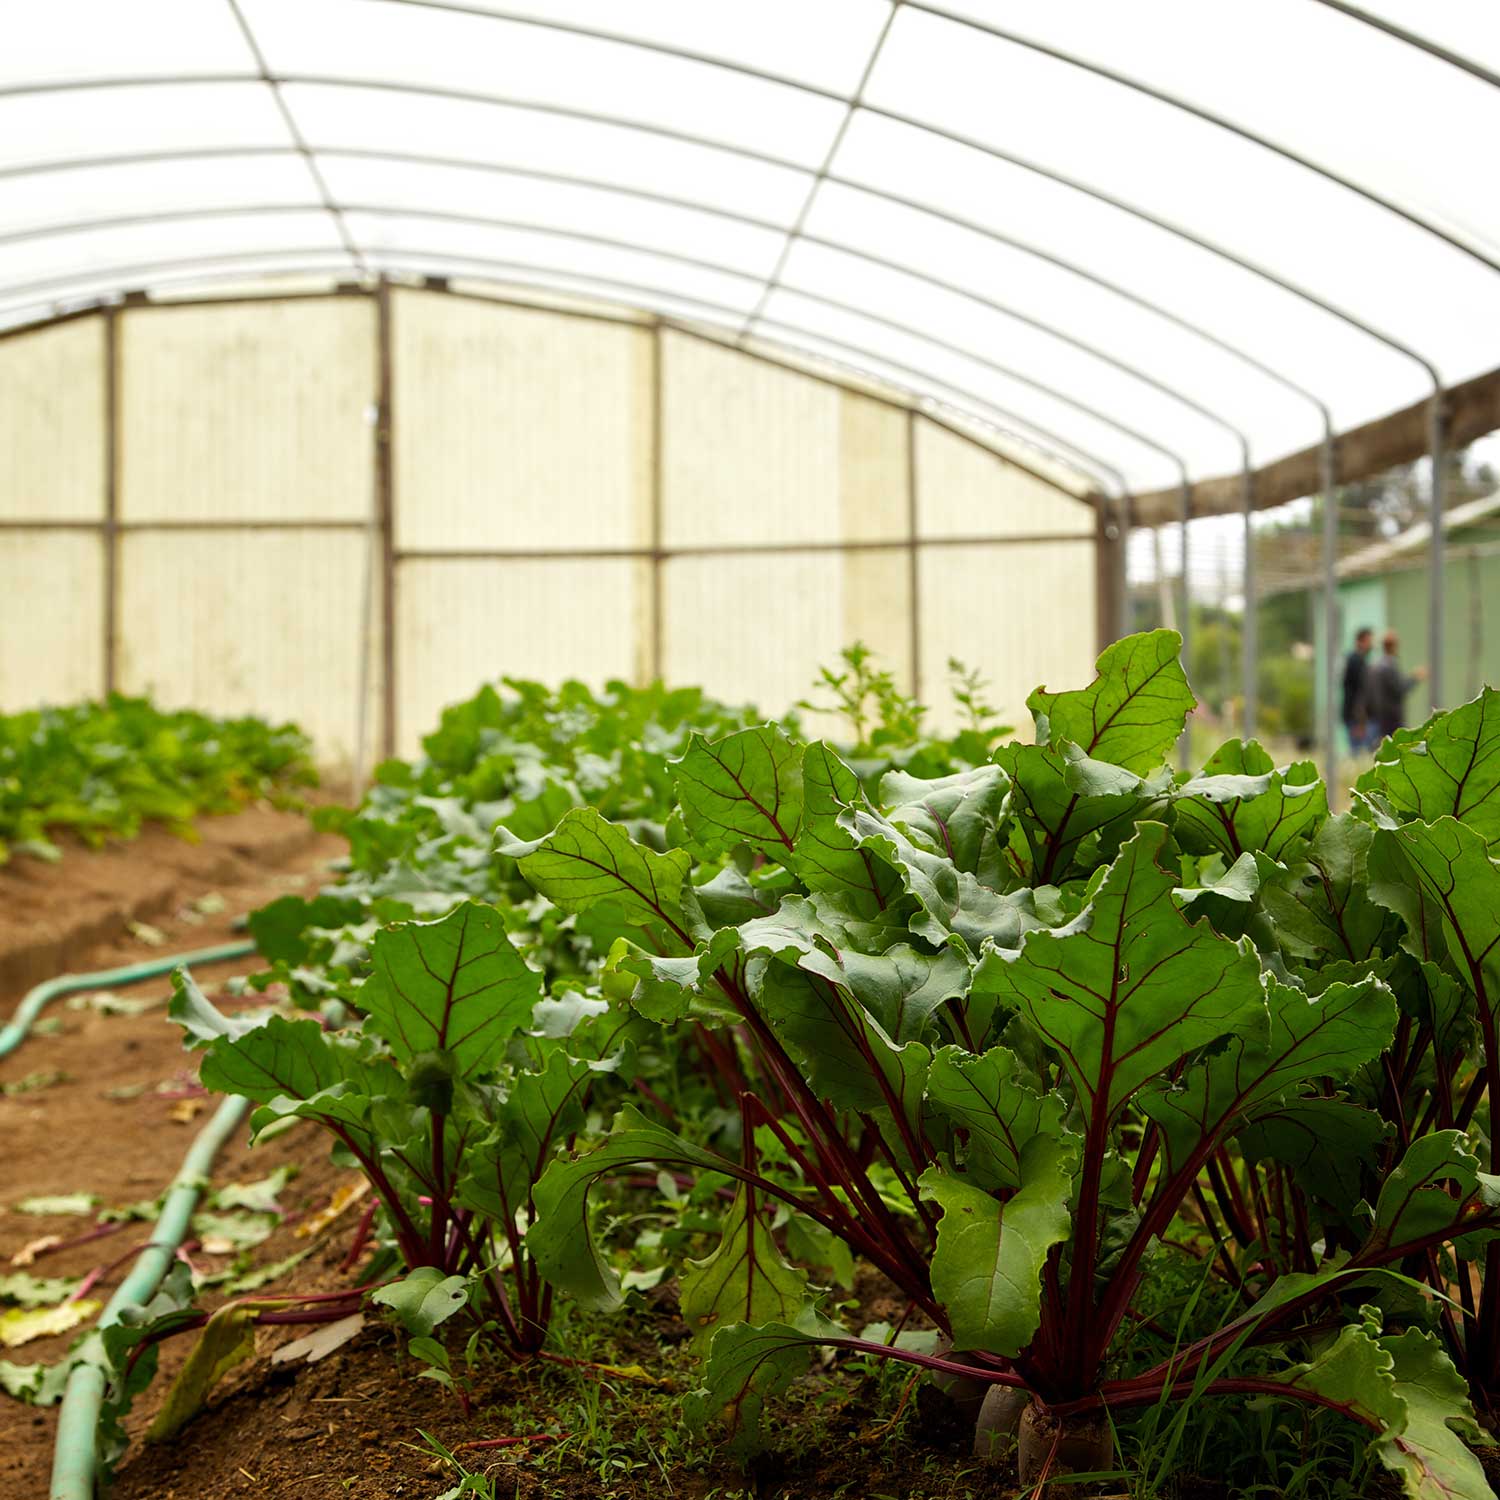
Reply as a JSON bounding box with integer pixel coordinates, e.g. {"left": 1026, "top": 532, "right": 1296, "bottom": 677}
{"left": 1114, "top": 496, "right": 1131, "bottom": 640}
{"left": 649, "top": 323, "right": 665, "bottom": 683}
{"left": 1320, "top": 429, "right": 1339, "bottom": 797}
{"left": 1241, "top": 462, "right": 1257, "bottom": 739}
{"left": 374, "top": 279, "right": 397, "bottom": 758}
{"left": 1428, "top": 391, "right": 1447, "bottom": 711}
{"left": 1178, "top": 479, "right": 1192, "bottom": 768}
{"left": 1094, "top": 497, "right": 1123, "bottom": 654}
{"left": 905, "top": 409, "right": 922, "bottom": 701}
{"left": 102, "top": 305, "right": 120, "bottom": 696}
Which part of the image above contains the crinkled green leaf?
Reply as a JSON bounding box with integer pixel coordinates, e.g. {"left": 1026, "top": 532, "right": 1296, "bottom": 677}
{"left": 359, "top": 902, "right": 541, "bottom": 1077}
{"left": 878, "top": 762, "right": 1009, "bottom": 879}
{"left": 1367, "top": 1131, "right": 1500, "bottom": 1256}
{"left": 1270, "top": 1310, "right": 1492, "bottom": 1500}
{"left": 1027, "top": 628, "right": 1195, "bottom": 774}
{"left": 1263, "top": 813, "right": 1387, "bottom": 963}
{"left": 1369, "top": 818, "right": 1500, "bottom": 996}
{"left": 1174, "top": 739, "right": 1326, "bottom": 862}
{"left": 1237, "top": 1098, "right": 1391, "bottom": 1217}
{"left": 197, "top": 1014, "right": 369, "bottom": 1107}
{"left": 671, "top": 725, "right": 803, "bottom": 857}
{"left": 973, "top": 822, "right": 1264, "bottom": 1126}
{"left": 924, "top": 1044, "right": 1070, "bottom": 1193}
{"left": 498, "top": 806, "right": 693, "bottom": 937}
{"left": 456, "top": 1048, "right": 592, "bottom": 1228}
{"left": 1359, "top": 687, "right": 1500, "bottom": 847}
{"left": 1139, "top": 976, "right": 1396, "bottom": 1172}
{"left": 787, "top": 741, "right": 898, "bottom": 914}
{"left": 839, "top": 802, "right": 1045, "bottom": 954}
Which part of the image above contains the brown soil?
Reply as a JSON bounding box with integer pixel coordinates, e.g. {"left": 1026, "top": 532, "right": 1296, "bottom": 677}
{"left": 0, "top": 806, "right": 347, "bottom": 1498}
{"left": 0, "top": 807, "right": 326, "bottom": 1000}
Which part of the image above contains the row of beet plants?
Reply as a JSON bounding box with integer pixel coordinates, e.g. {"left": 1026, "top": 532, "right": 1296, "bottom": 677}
{"left": 176, "top": 632, "right": 1500, "bottom": 1495}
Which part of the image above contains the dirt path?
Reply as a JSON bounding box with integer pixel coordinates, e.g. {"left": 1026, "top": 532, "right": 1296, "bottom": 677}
{"left": 0, "top": 806, "right": 347, "bottom": 1499}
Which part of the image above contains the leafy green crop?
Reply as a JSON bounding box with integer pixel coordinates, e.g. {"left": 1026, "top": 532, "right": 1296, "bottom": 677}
{"left": 509, "top": 634, "right": 1500, "bottom": 1496}
{"left": 119, "top": 643, "right": 1500, "bottom": 1497}
{"left": 0, "top": 694, "right": 313, "bottom": 863}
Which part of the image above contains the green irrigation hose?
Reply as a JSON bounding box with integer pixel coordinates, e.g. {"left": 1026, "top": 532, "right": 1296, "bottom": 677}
{"left": 49, "top": 1094, "right": 250, "bottom": 1500}
{"left": 0, "top": 940, "right": 257, "bottom": 1060}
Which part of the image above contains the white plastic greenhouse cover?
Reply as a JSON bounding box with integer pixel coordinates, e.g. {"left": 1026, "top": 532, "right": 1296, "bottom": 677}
{"left": 4, "top": 0, "right": 1500, "bottom": 498}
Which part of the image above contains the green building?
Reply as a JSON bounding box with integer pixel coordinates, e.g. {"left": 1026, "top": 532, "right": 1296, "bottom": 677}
{"left": 1310, "top": 491, "right": 1500, "bottom": 729}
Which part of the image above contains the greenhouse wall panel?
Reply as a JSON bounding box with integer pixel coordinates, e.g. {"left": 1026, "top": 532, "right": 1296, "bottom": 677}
{"left": 838, "top": 391, "right": 909, "bottom": 542}
{"left": 116, "top": 529, "right": 374, "bottom": 761}
{"left": 392, "top": 291, "right": 654, "bottom": 552}
{"left": 0, "top": 530, "right": 104, "bottom": 705}
{"left": 914, "top": 419, "right": 1094, "bottom": 541}
{"left": 660, "top": 332, "right": 842, "bottom": 549}
{"left": 662, "top": 551, "right": 845, "bottom": 716}
{"left": 918, "top": 538, "right": 1095, "bottom": 732}
{"left": 0, "top": 316, "right": 105, "bottom": 522}
{"left": 395, "top": 556, "right": 647, "bottom": 755}
{"left": 118, "top": 300, "right": 375, "bottom": 523}
{"left": 842, "top": 547, "right": 915, "bottom": 691}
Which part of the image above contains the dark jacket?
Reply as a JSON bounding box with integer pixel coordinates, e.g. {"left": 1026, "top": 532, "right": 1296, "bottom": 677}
{"left": 1340, "top": 649, "right": 1370, "bottom": 725}
{"left": 1368, "top": 655, "right": 1417, "bottom": 736}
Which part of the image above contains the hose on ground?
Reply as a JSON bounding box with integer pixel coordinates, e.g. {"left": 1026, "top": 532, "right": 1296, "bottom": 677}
{"left": 49, "top": 1094, "right": 250, "bottom": 1500}
{"left": 0, "top": 940, "right": 257, "bottom": 1060}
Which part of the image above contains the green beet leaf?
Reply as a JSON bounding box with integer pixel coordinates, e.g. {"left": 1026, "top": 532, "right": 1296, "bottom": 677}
{"left": 359, "top": 902, "right": 541, "bottom": 1078}
{"left": 1139, "top": 976, "right": 1396, "bottom": 1172}
{"left": 1270, "top": 1309, "right": 1493, "bottom": 1500}
{"left": 1173, "top": 739, "right": 1326, "bottom": 862}
{"left": 671, "top": 725, "right": 803, "bottom": 857}
{"left": 920, "top": 1133, "right": 1074, "bottom": 1356}
{"left": 973, "top": 822, "right": 1264, "bottom": 1126}
{"left": 498, "top": 806, "right": 694, "bottom": 940}
{"left": 787, "top": 741, "right": 898, "bottom": 914}
{"left": 1027, "top": 628, "right": 1195, "bottom": 774}
{"left": 1262, "top": 812, "right": 1387, "bottom": 964}
{"left": 925, "top": 1044, "right": 1073, "bottom": 1193}
{"left": 372, "top": 1267, "right": 471, "bottom": 1337}
{"left": 680, "top": 1184, "right": 810, "bottom": 1351}
{"left": 1359, "top": 687, "right": 1500, "bottom": 847}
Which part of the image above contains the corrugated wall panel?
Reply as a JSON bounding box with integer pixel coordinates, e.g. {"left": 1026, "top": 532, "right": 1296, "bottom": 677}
{"left": 395, "top": 557, "right": 648, "bottom": 755}
{"left": 662, "top": 551, "right": 844, "bottom": 717}
{"left": 116, "top": 529, "right": 375, "bottom": 763}
{"left": 915, "top": 419, "right": 1094, "bottom": 540}
{"left": 0, "top": 317, "right": 105, "bottom": 521}
{"left": 838, "top": 391, "right": 909, "bottom": 542}
{"left": 0, "top": 530, "right": 105, "bottom": 705}
{"left": 392, "top": 291, "right": 654, "bottom": 552}
{"left": 661, "top": 333, "right": 842, "bottom": 549}
{"left": 918, "top": 539, "right": 1096, "bottom": 735}
{"left": 118, "top": 300, "right": 375, "bottom": 522}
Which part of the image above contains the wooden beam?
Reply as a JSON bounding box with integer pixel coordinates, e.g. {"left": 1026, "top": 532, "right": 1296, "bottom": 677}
{"left": 1131, "top": 362, "right": 1500, "bottom": 526}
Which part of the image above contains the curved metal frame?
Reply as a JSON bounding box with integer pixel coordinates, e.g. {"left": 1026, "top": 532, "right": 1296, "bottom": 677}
{"left": 0, "top": 68, "right": 1446, "bottom": 398}
{"left": 0, "top": 194, "right": 1238, "bottom": 478}
{"left": 0, "top": 240, "right": 1126, "bottom": 495}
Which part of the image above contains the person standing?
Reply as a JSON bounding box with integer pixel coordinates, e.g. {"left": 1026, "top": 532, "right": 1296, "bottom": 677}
{"left": 1368, "top": 630, "right": 1427, "bottom": 740}
{"left": 1341, "top": 626, "right": 1376, "bottom": 752}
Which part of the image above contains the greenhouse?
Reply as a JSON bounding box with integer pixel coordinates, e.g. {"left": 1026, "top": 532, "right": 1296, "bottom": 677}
{"left": 2, "top": 4, "right": 1500, "bottom": 1498}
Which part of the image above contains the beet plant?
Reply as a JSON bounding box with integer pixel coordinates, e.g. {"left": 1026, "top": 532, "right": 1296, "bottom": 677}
{"left": 174, "top": 899, "right": 634, "bottom": 1357}
{"left": 513, "top": 632, "right": 1500, "bottom": 1496}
